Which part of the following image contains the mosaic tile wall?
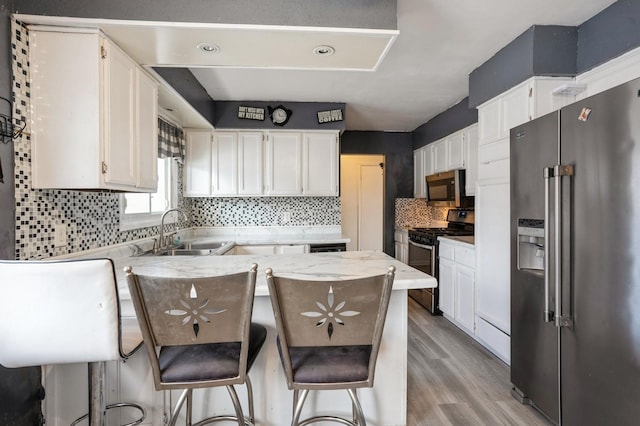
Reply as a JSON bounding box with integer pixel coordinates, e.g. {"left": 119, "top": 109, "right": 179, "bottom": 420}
{"left": 395, "top": 198, "right": 449, "bottom": 228}
{"left": 11, "top": 21, "right": 340, "bottom": 259}
{"left": 186, "top": 196, "right": 341, "bottom": 227}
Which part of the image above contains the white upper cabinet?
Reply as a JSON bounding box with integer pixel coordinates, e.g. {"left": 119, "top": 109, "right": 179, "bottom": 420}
{"left": 185, "top": 130, "right": 338, "bottom": 197}
{"left": 433, "top": 129, "right": 465, "bottom": 174}
{"left": 432, "top": 139, "right": 448, "bottom": 173}
{"left": 30, "top": 30, "right": 158, "bottom": 192}
{"left": 414, "top": 123, "right": 476, "bottom": 196}
{"left": 136, "top": 69, "right": 159, "bottom": 191}
{"left": 237, "top": 132, "right": 264, "bottom": 196}
{"left": 413, "top": 144, "right": 434, "bottom": 198}
{"left": 212, "top": 131, "right": 239, "bottom": 195}
{"left": 447, "top": 131, "right": 465, "bottom": 170}
{"left": 265, "top": 132, "right": 303, "bottom": 195}
{"left": 302, "top": 132, "right": 339, "bottom": 196}
{"left": 478, "top": 77, "right": 575, "bottom": 146}
{"left": 184, "top": 130, "right": 213, "bottom": 196}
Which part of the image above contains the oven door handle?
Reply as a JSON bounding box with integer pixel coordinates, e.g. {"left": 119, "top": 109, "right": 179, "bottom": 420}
{"left": 408, "top": 240, "right": 434, "bottom": 250}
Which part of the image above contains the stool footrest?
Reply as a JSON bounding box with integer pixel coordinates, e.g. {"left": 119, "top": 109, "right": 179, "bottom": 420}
{"left": 70, "top": 402, "right": 146, "bottom": 426}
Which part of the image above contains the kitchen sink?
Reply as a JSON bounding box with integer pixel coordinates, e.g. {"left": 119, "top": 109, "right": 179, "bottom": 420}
{"left": 155, "top": 248, "right": 217, "bottom": 256}
{"left": 137, "top": 241, "right": 234, "bottom": 256}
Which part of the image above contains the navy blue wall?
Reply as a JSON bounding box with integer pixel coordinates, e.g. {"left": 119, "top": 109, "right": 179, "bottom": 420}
{"left": 214, "top": 101, "right": 346, "bottom": 130}
{"left": 577, "top": 0, "right": 640, "bottom": 73}
{"left": 340, "top": 131, "right": 413, "bottom": 256}
{"left": 412, "top": 97, "right": 477, "bottom": 150}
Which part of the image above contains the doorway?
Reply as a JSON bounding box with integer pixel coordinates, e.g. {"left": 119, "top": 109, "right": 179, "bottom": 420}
{"left": 340, "top": 155, "right": 384, "bottom": 251}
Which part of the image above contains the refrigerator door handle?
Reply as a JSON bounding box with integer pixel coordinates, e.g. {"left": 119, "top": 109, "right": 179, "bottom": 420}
{"left": 543, "top": 166, "right": 555, "bottom": 322}
{"left": 554, "top": 164, "right": 574, "bottom": 328}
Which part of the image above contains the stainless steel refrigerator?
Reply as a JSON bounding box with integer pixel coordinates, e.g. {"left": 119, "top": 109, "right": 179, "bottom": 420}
{"left": 510, "top": 77, "right": 640, "bottom": 425}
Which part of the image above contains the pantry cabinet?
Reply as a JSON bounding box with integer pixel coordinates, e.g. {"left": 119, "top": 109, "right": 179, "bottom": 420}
{"left": 30, "top": 30, "right": 158, "bottom": 192}
{"left": 185, "top": 130, "right": 338, "bottom": 197}
{"left": 474, "top": 76, "right": 574, "bottom": 364}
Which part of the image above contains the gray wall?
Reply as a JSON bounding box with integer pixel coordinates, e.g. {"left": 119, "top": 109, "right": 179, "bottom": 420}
{"left": 577, "top": 0, "right": 640, "bottom": 73}
{"left": 0, "top": 0, "right": 13, "bottom": 260}
{"left": 340, "top": 131, "right": 413, "bottom": 256}
{"left": 412, "top": 97, "right": 477, "bottom": 150}
{"left": 153, "top": 67, "right": 216, "bottom": 126}
{"left": 468, "top": 25, "right": 577, "bottom": 108}
{"left": 214, "top": 101, "right": 346, "bottom": 130}
{"left": 14, "top": 0, "right": 397, "bottom": 30}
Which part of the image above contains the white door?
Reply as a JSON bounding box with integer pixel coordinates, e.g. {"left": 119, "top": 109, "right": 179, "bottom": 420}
{"left": 340, "top": 155, "right": 384, "bottom": 252}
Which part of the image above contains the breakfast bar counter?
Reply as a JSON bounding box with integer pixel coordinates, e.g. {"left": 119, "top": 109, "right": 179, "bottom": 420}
{"left": 48, "top": 250, "right": 435, "bottom": 426}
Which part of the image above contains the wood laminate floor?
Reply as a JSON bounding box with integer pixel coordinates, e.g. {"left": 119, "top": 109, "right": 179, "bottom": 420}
{"left": 407, "top": 298, "right": 552, "bottom": 426}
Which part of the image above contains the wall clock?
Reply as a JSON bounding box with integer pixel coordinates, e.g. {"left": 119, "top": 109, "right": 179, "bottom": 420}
{"left": 268, "top": 105, "right": 292, "bottom": 126}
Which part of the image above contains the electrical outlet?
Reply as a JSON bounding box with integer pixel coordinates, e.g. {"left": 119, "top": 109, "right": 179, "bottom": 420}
{"left": 54, "top": 224, "right": 67, "bottom": 247}
{"left": 282, "top": 211, "right": 291, "bottom": 224}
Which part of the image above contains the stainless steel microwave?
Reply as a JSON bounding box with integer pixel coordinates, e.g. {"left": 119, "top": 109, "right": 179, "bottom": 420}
{"left": 425, "top": 169, "right": 473, "bottom": 207}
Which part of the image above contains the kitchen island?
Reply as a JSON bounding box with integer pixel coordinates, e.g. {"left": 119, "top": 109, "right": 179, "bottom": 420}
{"left": 47, "top": 250, "right": 435, "bottom": 426}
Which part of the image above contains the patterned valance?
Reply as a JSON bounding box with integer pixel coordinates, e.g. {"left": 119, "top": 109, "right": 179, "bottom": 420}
{"left": 158, "top": 118, "right": 185, "bottom": 161}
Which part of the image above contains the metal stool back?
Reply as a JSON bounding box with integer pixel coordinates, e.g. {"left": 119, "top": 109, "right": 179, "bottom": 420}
{"left": 125, "top": 263, "right": 266, "bottom": 426}
{"left": 266, "top": 266, "right": 395, "bottom": 426}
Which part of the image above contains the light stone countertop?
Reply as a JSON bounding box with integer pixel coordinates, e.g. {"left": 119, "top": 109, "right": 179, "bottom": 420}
{"left": 55, "top": 226, "right": 435, "bottom": 311}
{"left": 438, "top": 235, "right": 475, "bottom": 246}
{"left": 115, "top": 250, "right": 435, "bottom": 298}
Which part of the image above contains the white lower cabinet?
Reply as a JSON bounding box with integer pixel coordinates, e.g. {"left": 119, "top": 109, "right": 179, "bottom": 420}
{"left": 394, "top": 229, "right": 409, "bottom": 263}
{"left": 438, "top": 238, "right": 475, "bottom": 335}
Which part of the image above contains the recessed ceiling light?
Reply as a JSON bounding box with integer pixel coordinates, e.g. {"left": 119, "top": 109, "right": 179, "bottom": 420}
{"left": 197, "top": 42, "right": 220, "bottom": 54}
{"left": 313, "top": 45, "right": 335, "bottom": 56}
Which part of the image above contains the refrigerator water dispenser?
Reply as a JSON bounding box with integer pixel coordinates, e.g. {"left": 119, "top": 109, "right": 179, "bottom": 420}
{"left": 517, "top": 219, "right": 544, "bottom": 273}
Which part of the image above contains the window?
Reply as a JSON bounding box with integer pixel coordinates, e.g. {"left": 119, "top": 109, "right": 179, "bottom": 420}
{"left": 120, "top": 158, "right": 177, "bottom": 230}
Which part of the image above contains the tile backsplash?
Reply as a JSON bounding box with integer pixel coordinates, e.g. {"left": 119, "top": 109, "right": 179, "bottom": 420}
{"left": 186, "top": 197, "right": 340, "bottom": 227}
{"left": 395, "top": 198, "right": 448, "bottom": 228}
{"left": 11, "top": 20, "right": 340, "bottom": 260}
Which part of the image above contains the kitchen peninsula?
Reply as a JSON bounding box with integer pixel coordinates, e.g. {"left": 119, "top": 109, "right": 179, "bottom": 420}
{"left": 48, "top": 243, "right": 435, "bottom": 426}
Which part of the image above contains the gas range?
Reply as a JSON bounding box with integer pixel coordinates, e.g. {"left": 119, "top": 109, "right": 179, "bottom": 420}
{"left": 408, "top": 209, "right": 475, "bottom": 246}
{"left": 408, "top": 227, "right": 474, "bottom": 246}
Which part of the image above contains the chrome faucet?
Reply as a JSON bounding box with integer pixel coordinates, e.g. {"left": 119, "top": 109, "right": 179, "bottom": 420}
{"left": 159, "top": 208, "right": 188, "bottom": 250}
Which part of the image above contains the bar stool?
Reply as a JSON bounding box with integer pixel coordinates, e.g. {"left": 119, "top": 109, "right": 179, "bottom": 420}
{"left": 124, "top": 263, "right": 267, "bottom": 426}
{"left": 266, "top": 266, "right": 395, "bottom": 426}
{"left": 0, "top": 258, "right": 145, "bottom": 426}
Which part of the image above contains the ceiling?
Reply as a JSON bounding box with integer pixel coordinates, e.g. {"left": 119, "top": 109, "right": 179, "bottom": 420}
{"left": 20, "top": 0, "right": 616, "bottom": 132}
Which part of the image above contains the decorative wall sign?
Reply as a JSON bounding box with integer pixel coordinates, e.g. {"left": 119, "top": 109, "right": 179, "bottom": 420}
{"left": 268, "top": 105, "right": 292, "bottom": 126}
{"left": 317, "top": 108, "right": 344, "bottom": 124}
{"left": 237, "top": 105, "right": 265, "bottom": 121}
